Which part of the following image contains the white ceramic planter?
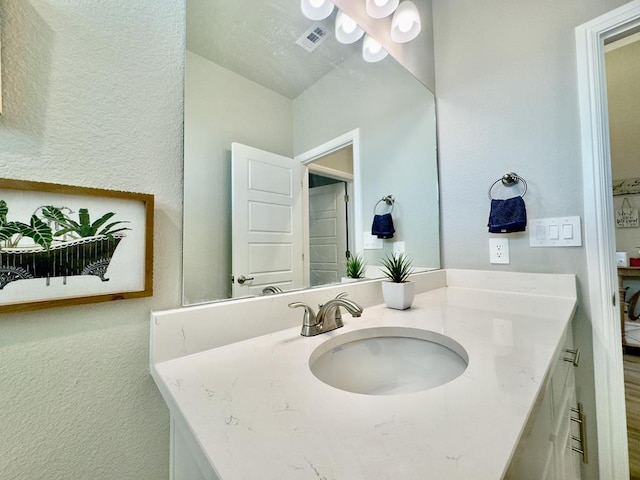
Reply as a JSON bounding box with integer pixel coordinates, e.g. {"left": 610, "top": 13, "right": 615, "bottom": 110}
{"left": 381, "top": 281, "right": 415, "bottom": 310}
{"left": 341, "top": 277, "right": 360, "bottom": 283}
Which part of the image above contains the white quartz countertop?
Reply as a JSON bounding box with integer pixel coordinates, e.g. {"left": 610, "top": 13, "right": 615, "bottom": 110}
{"left": 152, "top": 285, "right": 576, "bottom": 479}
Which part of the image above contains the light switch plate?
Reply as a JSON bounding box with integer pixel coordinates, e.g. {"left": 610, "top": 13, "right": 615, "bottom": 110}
{"left": 363, "top": 232, "right": 383, "bottom": 249}
{"left": 529, "top": 216, "right": 582, "bottom": 247}
{"left": 393, "top": 241, "right": 405, "bottom": 255}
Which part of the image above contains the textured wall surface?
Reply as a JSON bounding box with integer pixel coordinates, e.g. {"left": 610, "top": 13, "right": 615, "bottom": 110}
{"left": 0, "top": 1, "right": 184, "bottom": 479}
{"left": 432, "top": 1, "right": 628, "bottom": 478}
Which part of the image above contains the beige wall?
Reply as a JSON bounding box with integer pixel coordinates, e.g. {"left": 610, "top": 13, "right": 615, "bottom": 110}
{"left": 607, "top": 40, "right": 640, "bottom": 258}
{"left": 0, "top": 1, "right": 184, "bottom": 478}
{"left": 433, "top": 0, "right": 629, "bottom": 477}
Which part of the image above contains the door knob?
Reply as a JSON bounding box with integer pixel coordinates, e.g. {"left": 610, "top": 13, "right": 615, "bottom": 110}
{"left": 237, "top": 275, "right": 254, "bottom": 285}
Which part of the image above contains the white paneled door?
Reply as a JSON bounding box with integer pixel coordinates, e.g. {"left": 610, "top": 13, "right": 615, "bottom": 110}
{"left": 308, "top": 182, "right": 348, "bottom": 286}
{"left": 231, "top": 143, "right": 303, "bottom": 297}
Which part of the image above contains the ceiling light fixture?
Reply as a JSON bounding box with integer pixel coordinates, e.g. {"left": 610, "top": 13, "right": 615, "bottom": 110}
{"left": 301, "top": 0, "right": 335, "bottom": 21}
{"left": 335, "top": 10, "right": 364, "bottom": 44}
{"left": 391, "top": 0, "right": 421, "bottom": 43}
{"left": 362, "top": 34, "right": 388, "bottom": 63}
{"left": 365, "top": 0, "right": 400, "bottom": 19}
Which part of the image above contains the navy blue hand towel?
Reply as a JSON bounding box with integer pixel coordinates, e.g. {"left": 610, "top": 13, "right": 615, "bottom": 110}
{"left": 488, "top": 196, "right": 527, "bottom": 233}
{"left": 372, "top": 213, "right": 395, "bottom": 239}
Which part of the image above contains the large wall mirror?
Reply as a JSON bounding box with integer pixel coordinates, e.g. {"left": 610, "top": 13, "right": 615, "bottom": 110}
{"left": 183, "top": 0, "right": 440, "bottom": 306}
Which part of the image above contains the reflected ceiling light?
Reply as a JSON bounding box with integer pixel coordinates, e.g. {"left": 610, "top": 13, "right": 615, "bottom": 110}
{"left": 335, "top": 10, "right": 364, "bottom": 44}
{"left": 391, "top": 0, "right": 421, "bottom": 43}
{"left": 365, "top": 0, "right": 399, "bottom": 19}
{"left": 301, "top": 0, "right": 335, "bottom": 21}
{"left": 362, "top": 34, "right": 388, "bottom": 62}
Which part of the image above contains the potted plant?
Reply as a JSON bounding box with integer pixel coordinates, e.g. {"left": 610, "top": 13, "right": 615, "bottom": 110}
{"left": 342, "top": 253, "right": 366, "bottom": 283}
{"left": 379, "top": 252, "right": 415, "bottom": 310}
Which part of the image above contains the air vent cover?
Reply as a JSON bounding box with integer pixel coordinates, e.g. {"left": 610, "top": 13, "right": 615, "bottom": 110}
{"left": 296, "top": 24, "right": 330, "bottom": 52}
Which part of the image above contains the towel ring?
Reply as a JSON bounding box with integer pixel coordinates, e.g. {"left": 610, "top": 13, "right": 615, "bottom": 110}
{"left": 488, "top": 172, "right": 527, "bottom": 200}
{"left": 374, "top": 195, "right": 395, "bottom": 215}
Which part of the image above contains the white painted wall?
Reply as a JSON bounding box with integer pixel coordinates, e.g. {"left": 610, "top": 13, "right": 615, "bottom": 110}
{"left": 183, "top": 51, "right": 292, "bottom": 304}
{"left": 293, "top": 55, "right": 440, "bottom": 269}
{"left": 0, "top": 1, "right": 184, "bottom": 479}
{"left": 432, "top": 0, "right": 629, "bottom": 477}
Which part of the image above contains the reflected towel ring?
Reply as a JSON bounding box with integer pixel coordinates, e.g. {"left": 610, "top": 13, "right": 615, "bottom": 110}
{"left": 488, "top": 173, "right": 527, "bottom": 199}
{"left": 374, "top": 195, "right": 395, "bottom": 214}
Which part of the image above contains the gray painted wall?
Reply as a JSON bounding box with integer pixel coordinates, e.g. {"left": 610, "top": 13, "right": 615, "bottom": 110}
{"left": 293, "top": 54, "right": 440, "bottom": 268}
{"left": 433, "top": 0, "right": 630, "bottom": 477}
{"left": 184, "top": 51, "right": 293, "bottom": 304}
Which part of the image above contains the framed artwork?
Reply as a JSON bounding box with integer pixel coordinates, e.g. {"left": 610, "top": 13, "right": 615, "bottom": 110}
{"left": 0, "top": 178, "right": 153, "bottom": 312}
{"left": 613, "top": 177, "right": 640, "bottom": 196}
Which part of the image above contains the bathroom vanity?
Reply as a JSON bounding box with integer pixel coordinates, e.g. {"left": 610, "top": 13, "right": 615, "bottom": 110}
{"left": 151, "top": 270, "right": 580, "bottom": 479}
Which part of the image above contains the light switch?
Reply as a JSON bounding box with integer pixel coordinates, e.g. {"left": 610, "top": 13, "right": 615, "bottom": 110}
{"left": 363, "top": 232, "right": 383, "bottom": 249}
{"left": 529, "top": 216, "right": 582, "bottom": 247}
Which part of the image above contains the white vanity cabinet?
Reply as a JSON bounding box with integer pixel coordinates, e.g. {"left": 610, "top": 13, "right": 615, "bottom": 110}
{"left": 170, "top": 416, "right": 219, "bottom": 480}
{"left": 506, "top": 324, "right": 584, "bottom": 480}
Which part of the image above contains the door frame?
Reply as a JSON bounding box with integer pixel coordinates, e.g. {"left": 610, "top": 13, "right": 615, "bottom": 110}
{"left": 295, "top": 129, "right": 362, "bottom": 286}
{"left": 576, "top": 2, "right": 640, "bottom": 478}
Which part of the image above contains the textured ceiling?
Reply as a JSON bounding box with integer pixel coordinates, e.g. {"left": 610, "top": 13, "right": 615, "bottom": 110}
{"left": 187, "top": 0, "right": 361, "bottom": 99}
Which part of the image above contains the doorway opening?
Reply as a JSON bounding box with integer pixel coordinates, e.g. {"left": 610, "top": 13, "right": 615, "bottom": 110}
{"left": 577, "top": 3, "right": 640, "bottom": 478}
{"left": 296, "top": 128, "right": 362, "bottom": 288}
{"left": 307, "top": 146, "right": 353, "bottom": 287}
{"left": 604, "top": 30, "right": 640, "bottom": 479}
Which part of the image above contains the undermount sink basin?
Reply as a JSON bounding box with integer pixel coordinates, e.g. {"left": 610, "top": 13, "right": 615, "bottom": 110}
{"left": 309, "top": 327, "right": 468, "bottom": 395}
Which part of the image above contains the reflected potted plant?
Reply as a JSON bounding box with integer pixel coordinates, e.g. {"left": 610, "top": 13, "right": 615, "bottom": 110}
{"left": 380, "top": 252, "right": 414, "bottom": 310}
{"left": 342, "top": 253, "right": 366, "bottom": 283}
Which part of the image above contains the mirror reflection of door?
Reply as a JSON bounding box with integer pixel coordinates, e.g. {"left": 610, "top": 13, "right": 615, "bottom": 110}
{"left": 604, "top": 32, "right": 640, "bottom": 479}
{"left": 231, "top": 143, "right": 304, "bottom": 298}
{"left": 305, "top": 145, "right": 355, "bottom": 287}
{"left": 308, "top": 180, "right": 348, "bottom": 286}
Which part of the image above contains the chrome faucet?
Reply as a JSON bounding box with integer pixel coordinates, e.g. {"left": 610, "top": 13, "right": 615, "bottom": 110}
{"left": 262, "top": 285, "right": 283, "bottom": 295}
{"left": 289, "top": 292, "right": 363, "bottom": 337}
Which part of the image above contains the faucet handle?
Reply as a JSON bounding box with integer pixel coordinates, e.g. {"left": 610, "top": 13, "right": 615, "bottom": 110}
{"left": 289, "top": 302, "right": 321, "bottom": 337}
{"left": 335, "top": 292, "right": 349, "bottom": 299}
{"left": 288, "top": 302, "right": 316, "bottom": 325}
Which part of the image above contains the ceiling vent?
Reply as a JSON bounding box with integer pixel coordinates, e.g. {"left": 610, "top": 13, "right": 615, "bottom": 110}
{"left": 296, "top": 24, "right": 330, "bottom": 53}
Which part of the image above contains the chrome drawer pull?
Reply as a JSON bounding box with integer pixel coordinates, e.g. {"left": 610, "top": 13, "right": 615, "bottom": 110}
{"left": 563, "top": 348, "right": 580, "bottom": 367}
{"left": 570, "top": 403, "right": 588, "bottom": 464}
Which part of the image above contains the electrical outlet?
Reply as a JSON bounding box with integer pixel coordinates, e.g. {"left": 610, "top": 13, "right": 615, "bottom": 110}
{"left": 489, "top": 238, "right": 510, "bottom": 264}
{"left": 393, "top": 241, "right": 405, "bottom": 255}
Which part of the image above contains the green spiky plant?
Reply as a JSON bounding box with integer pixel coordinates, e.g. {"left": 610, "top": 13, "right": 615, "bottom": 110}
{"left": 380, "top": 252, "right": 414, "bottom": 283}
{"left": 346, "top": 253, "right": 366, "bottom": 279}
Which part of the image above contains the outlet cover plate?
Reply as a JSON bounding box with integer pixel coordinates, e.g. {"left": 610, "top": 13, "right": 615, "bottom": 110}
{"left": 490, "top": 238, "right": 510, "bottom": 264}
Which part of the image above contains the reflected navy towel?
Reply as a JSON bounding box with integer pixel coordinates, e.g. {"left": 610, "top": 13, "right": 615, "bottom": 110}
{"left": 372, "top": 213, "right": 395, "bottom": 239}
{"left": 488, "top": 196, "right": 527, "bottom": 233}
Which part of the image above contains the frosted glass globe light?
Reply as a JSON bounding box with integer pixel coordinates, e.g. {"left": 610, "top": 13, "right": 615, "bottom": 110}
{"left": 301, "top": 0, "right": 334, "bottom": 21}
{"left": 362, "top": 34, "right": 388, "bottom": 62}
{"left": 366, "top": 0, "right": 399, "bottom": 19}
{"left": 336, "top": 10, "right": 364, "bottom": 44}
{"left": 391, "top": 1, "right": 421, "bottom": 43}
{"left": 343, "top": 16, "right": 357, "bottom": 33}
